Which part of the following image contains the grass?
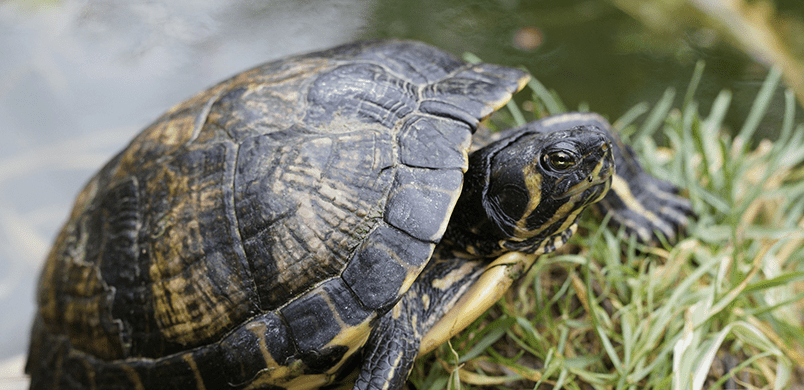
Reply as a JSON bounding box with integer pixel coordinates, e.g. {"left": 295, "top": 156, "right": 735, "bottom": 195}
{"left": 409, "top": 62, "right": 804, "bottom": 389}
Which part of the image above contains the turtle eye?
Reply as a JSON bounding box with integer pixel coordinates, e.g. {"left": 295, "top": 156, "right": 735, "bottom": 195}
{"left": 542, "top": 151, "right": 577, "bottom": 171}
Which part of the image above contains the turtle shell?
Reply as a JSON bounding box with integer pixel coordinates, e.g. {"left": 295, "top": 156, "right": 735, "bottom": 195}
{"left": 26, "top": 40, "right": 529, "bottom": 389}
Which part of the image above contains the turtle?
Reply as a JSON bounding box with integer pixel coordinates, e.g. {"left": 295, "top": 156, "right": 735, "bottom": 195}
{"left": 26, "top": 39, "right": 691, "bottom": 390}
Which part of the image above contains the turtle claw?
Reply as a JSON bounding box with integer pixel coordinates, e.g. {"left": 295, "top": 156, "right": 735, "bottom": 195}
{"left": 595, "top": 172, "right": 693, "bottom": 245}
{"left": 594, "top": 138, "right": 694, "bottom": 245}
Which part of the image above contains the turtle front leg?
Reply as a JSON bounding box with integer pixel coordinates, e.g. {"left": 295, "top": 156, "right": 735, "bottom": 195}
{"left": 353, "top": 306, "right": 420, "bottom": 390}
{"left": 354, "top": 254, "right": 487, "bottom": 390}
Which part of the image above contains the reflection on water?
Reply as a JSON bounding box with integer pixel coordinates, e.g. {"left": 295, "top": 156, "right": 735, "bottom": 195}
{"left": 1, "top": 0, "right": 801, "bottom": 387}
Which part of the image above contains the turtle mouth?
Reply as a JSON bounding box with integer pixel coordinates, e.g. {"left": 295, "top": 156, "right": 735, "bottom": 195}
{"left": 555, "top": 174, "right": 611, "bottom": 199}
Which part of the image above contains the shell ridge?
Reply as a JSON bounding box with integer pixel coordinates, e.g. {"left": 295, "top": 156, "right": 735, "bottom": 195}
{"left": 223, "top": 140, "right": 263, "bottom": 312}
{"left": 187, "top": 88, "right": 228, "bottom": 146}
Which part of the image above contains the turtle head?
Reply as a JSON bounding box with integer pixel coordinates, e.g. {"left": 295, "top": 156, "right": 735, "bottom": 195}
{"left": 451, "top": 123, "right": 614, "bottom": 256}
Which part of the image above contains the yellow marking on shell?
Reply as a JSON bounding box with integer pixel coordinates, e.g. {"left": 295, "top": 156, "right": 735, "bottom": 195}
{"left": 419, "top": 251, "right": 539, "bottom": 355}
{"left": 121, "top": 364, "right": 146, "bottom": 390}
{"left": 260, "top": 132, "right": 397, "bottom": 305}
{"left": 241, "top": 320, "right": 303, "bottom": 389}
{"left": 249, "top": 320, "right": 285, "bottom": 369}
{"left": 394, "top": 242, "right": 436, "bottom": 301}
{"left": 245, "top": 313, "right": 373, "bottom": 389}
{"left": 182, "top": 354, "right": 208, "bottom": 390}
{"left": 318, "top": 184, "right": 349, "bottom": 209}
{"left": 460, "top": 148, "right": 470, "bottom": 173}
{"left": 143, "top": 146, "right": 254, "bottom": 346}
{"left": 392, "top": 298, "right": 403, "bottom": 319}
{"left": 325, "top": 316, "right": 375, "bottom": 357}
{"left": 610, "top": 174, "right": 664, "bottom": 240}
{"left": 52, "top": 259, "right": 125, "bottom": 359}
{"left": 516, "top": 74, "right": 532, "bottom": 95}
{"left": 399, "top": 266, "right": 424, "bottom": 302}
{"left": 143, "top": 115, "right": 197, "bottom": 147}
{"left": 434, "top": 202, "right": 458, "bottom": 243}
{"left": 306, "top": 286, "right": 377, "bottom": 375}
{"left": 421, "top": 294, "right": 430, "bottom": 311}
{"left": 431, "top": 261, "right": 481, "bottom": 290}
{"left": 151, "top": 236, "right": 245, "bottom": 345}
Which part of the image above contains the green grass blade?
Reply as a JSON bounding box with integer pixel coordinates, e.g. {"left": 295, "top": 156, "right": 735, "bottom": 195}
{"left": 737, "top": 66, "right": 782, "bottom": 142}
{"left": 683, "top": 60, "right": 706, "bottom": 110}
{"left": 744, "top": 271, "right": 804, "bottom": 294}
{"left": 614, "top": 102, "right": 650, "bottom": 140}
{"left": 636, "top": 87, "right": 675, "bottom": 141}
{"left": 528, "top": 77, "right": 564, "bottom": 115}
{"left": 506, "top": 99, "right": 527, "bottom": 127}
